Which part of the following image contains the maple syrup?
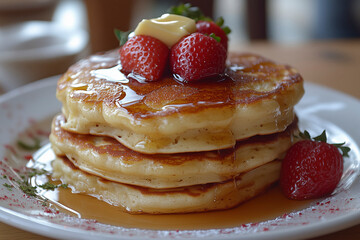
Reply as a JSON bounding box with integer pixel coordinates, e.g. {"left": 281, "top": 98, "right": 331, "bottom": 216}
{"left": 60, "top": 50, "right": 303, "bottom": 120}
{"left": 35, "top": 51, "right": 309, "bottom": 230}
{"left": 28, "top": 143, "right": 313, "bottom": 230}
{"left": 38, "top": 171, "right": 312, "bottom": 230}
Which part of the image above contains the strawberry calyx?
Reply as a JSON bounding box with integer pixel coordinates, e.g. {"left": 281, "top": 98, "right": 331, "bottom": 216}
{"left": 296, "top": 130, "right": 351, "bottom": 157}
{"left": 215, "top": 17, "right": 231, "bottom": 35}
{"left": 167, "top": 3, "right": 210, "bottom": 22}
{"left": 167, "top": 3, "right": 231, "bottom": 36}
{"left": 114, "top": 29, "right": 132, "bottom": 47}
{"left": 209, "top": 33, "right": 221, "bottom": 42}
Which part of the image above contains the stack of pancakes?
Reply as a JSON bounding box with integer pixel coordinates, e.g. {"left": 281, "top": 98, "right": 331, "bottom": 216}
{"left": 50, "top": 50, "right": 304, "bottom": 214}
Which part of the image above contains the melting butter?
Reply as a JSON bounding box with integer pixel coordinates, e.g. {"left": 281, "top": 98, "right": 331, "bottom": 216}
{"left": 134, "top": 13, "right": 196, "bottom": 48}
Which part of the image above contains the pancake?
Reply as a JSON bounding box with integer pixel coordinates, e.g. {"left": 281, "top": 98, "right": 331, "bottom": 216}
{"left": 50, "top": 114, "right": 298, "bottom": 188}
{"left": 56, "top": 50, "right": 304, "bottom": 154}
{"left": 52, "top": 156, "right": 281, "bottom": 214}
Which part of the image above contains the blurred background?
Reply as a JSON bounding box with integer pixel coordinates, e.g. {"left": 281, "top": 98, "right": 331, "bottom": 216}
{"left": 0, "top": 0, "right": 359, "bottom": 92}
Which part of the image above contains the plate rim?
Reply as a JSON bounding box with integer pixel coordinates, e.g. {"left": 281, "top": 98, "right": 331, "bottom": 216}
{"left": 0, "top": 78, "right": 360, "bottom": 240}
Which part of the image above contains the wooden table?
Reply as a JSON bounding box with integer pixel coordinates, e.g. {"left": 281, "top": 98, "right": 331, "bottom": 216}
{"left": 230, "top": 39, "right": 360, "bottom": 100}
{"left": 1, "top": 39, "right": 359, "bottom": 239}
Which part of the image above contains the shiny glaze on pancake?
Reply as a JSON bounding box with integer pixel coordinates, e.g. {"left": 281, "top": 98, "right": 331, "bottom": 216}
{"left": 52, "top": 156, "right": 281, "bottom": 213}
{"left": 57, "top": 50, "right": 303, "bottom": 120}
{"left": 58, "top": 156, "right": 244, "bottom": 197}
{"left": 58, "top": 156, "right": 278, "bottom": 197}
{"left": 53, "top": 114, "right": 297, "bottom": 166}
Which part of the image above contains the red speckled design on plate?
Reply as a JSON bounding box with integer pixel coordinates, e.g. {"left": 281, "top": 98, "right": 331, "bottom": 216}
{"left": 0, "top": 116, "right": 359, "bottom": 239}
{"left": 1, "top": 79, "right": 360, "bottom": 239}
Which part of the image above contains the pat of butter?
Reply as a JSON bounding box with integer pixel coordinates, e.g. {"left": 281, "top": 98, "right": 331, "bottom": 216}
{"left": 134, "top": 13, "right": 196, "bottom": 48}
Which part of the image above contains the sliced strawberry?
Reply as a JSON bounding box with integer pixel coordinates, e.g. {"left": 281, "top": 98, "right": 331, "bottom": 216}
{"left": 280, "top": 131, "right": 348, "bottom": 200}
{"left": 196, "top": 20, "right": 228, "bottom": 50}
{"left": 170, "top": 33, "right": 226, "bottom": 82}
{"left": 119, "top": 35, "right": 169, "bottom": 81}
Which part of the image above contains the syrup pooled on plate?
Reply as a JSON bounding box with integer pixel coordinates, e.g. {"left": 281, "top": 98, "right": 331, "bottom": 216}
{"left": 30, "top": 144, "right": 312, "bottom": 231}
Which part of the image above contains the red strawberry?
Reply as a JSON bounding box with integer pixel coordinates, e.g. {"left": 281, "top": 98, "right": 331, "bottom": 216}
{"left": 170, "top": 33, "right": 226, "bottom": 82}
{"left": 120, "top": 35, "right": 169, "bottom": 81}
{"left": 280, "top": 131, "right": 349, "bottom": 200}
{"left": 196, "top": 20, "right": 228, "bottom": 50}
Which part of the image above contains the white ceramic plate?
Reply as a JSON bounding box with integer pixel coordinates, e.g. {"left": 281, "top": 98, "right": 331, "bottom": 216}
{"left": 0, "top": 77, "right": 360, "bottom": 240}
{"left": 0, "top": 21, "right": 88, "bottom": 91}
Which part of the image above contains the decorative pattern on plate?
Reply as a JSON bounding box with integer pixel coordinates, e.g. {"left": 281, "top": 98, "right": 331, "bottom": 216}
{"left": 0, "top": 78, "right": 360, "bottom": 240}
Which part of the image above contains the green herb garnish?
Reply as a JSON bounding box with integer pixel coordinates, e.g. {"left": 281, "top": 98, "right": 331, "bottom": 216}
{"left": 38, "top": 182, "right": 58, "bottom": 191}
{"left": 42, "top": 199, "right": 49, "bottom": 206}
{"left": 3, "top": 183, "right": 13, "bottom": 191}
{"left": 17, "top": 138, "right": 41, "bottom": 151}
{"left": 5, "top": 166, "right": 69, "bottom": 199}
{"left": 18, "top": 181, "right": 38, "bottom": 197}
{"left": 27, "top": 168, "right": 49, "bottom": 178}
{"left": 38, "top": 182, "right": 68, "bottom": 191}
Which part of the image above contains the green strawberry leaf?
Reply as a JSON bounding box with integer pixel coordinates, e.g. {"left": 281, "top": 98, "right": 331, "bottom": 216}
{"left": 215, "top": 17, "right": 232, "bottom": 35}
{"left": 168, "top": 3, "right": 231, "bottom": 36}
{"left": 114, "top": 29, "right": 131, "bottom": 46}
{"left": 209, "top": 33, "right": 221, "bottom": 42}
{"left": 298, "top": 130, "right": 311, "bottom": 140}
{"left": 167, "top": 3, "right": 206, "bottom": 22}
{"left": 297, "top": 130, "right": 351, "bottom": 157}
{"left": 215, "top": 17, "right": 224, "bottom": 27}
{"left": 222, "top": 26, "right": 231, "bottom": 35}
{"left": 332, "top": 143, "right": 351, "bottom": 157}
{"left": 313, "top": 130, "right": 327, "bottom": 142}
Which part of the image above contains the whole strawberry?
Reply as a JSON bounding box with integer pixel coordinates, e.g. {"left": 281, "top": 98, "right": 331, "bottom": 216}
{"left": 196, "top": 20, "right": 229, "bottom": 50}
{"left": 119, "top": 35, "right": 169, "bottom": 81}
{"left": 170, "top": 32, "right": 226, "bottom": 82}
{"left": 280, "top": 131, "right": 350, "bottom": 200}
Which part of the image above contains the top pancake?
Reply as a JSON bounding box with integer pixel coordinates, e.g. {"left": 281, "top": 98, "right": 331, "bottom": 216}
{"left": 57, "top": 50, "right": 304, "bottom": 154}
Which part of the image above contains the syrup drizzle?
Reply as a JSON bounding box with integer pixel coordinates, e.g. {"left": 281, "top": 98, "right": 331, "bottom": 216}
{"left": 91, "top": 65, "right": 129, "bottom": 84}
{"left": 60, "top": 50, "right": 303, "bottom": 120}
